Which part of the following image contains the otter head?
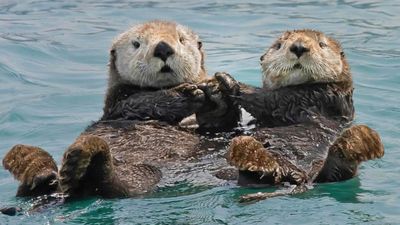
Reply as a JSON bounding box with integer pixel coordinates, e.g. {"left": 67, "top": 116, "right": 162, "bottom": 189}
{"left": 109, "top": 20, "right": 206, "bottom": 88}
{"left": 260, "top": 30, "right": 351, "bottom": 90}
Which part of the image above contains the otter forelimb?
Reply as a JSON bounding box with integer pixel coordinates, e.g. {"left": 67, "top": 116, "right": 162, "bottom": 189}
{"left": 236, "top": 82, "right": 354, "bottom": 127}
{"left": 102, "top": 83, "right": 205, "bottom": 124}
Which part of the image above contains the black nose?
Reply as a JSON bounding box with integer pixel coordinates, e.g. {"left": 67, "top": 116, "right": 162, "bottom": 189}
{"left": 289, "top": 43, "right": 309, "bottom": 58}
{"left": 154, "top": 41, "right": 174, "bottom": 62}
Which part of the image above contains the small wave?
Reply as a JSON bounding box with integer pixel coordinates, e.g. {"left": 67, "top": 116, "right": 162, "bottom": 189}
{"left": 0, "top": 62, "right": 51, "bottom": 88}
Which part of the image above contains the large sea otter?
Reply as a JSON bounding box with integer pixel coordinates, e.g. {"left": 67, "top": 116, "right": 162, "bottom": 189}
{"left": 2, "top": 20, "right": 240, "bottom": 206}
{"left": 215, "top": 30, "right": 384, "bottom": 202}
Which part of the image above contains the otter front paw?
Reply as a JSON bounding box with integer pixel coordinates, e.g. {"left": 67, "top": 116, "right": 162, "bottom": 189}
{"left": 173, "top": 83, "right": 205, "bottom": 103}
{"left": 196, "top": 72, "right": 241, "bottom": 131}
{"left": 198, "top": 79, "right": 228, "bottom": 117}
{"left": 214, "top": 72, "right": 240, "bottom": 96}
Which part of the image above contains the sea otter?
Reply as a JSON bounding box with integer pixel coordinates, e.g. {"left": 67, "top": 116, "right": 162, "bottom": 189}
{"left": 2, "top": 20, "right": 240, "bottom": 203}
{"left": 215, "top": 30, "right": 384, "bottom": 202}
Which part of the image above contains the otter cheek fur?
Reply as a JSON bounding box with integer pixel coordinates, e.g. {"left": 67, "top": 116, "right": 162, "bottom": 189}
{"left": 113, "top": 22, "right": 204, "bottom": 88}
{"left": 261, "top": 30, "right": 346, "bottom": 90}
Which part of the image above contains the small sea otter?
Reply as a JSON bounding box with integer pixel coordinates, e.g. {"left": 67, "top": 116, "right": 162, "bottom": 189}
{"left": 215, "top": 30, "right": 384, "bottom": 202}
{"left": 2, "top": 20, "right": 240, "bottom": 203}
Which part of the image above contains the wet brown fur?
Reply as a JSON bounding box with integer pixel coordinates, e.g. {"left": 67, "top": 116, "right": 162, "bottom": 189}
{"left": 2, "top": 21, "right": 240, "bottom": 200}
{"left": 3, "top": 145, "right": 58, "bottom": 197}
{"left": 221, "top": 30, "right": 384, "bottom": 201}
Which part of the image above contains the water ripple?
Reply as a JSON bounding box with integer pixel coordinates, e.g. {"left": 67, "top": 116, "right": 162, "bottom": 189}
{"left": 0, "top": 0, "right": 399, "bottom": 224}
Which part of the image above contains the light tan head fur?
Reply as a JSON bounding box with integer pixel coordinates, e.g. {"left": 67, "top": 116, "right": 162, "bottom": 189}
{"left": 260, "top": 30, "right": 351, "bottom": 90}
{"left": 108, "top": 20, "right": 206, "bottom": 88}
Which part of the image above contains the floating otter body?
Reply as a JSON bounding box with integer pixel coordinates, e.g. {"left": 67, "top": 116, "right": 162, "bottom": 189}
{"left": 229, "top": 119, "right": 383, "bottom": 202}
{"left": 218, "top": 30, "right": 384, "bottom": 201}
{"left": 2, "top": 21, "right": 240, "bottom": 202}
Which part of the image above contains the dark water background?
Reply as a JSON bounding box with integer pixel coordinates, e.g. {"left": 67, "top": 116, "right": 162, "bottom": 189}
{"left": 0, "top": 1, "right": 399, "bottom": 224}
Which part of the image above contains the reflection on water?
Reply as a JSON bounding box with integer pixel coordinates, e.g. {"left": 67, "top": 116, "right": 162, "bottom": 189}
{"left": 0, "top": 0, "right": 399, "bottom": 224}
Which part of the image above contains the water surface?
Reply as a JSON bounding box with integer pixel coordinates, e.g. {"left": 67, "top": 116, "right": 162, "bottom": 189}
{"left": 0, "top": 1, "right": 399, "bottom": 224}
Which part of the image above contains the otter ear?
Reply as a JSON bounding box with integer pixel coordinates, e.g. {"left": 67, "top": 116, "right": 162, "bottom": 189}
{"left": 108, "top": 48, "right": 120, "bottom": 77}
{"left": 282, "top": 31, "right": 291, "bottom": 39}
{"left": 107, "top": 48, "right": 121, "bottom": 85}
{"left": 109, "top": 49, "right": 116, "bottom": 68}
{"left": 197, "top": 41, "right": 206, "bottom": 75}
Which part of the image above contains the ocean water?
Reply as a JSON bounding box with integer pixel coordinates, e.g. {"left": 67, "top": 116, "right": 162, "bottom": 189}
{"left": 0, "top": 0, "right": 399, "bottom": 224}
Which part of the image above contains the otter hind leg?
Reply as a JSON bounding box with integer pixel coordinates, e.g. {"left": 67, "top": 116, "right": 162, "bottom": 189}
{"left": 2, "top": 144, "right": 58, "bottom": 197}
{"left": 59, "top": 135, "right": 129, "bottom": 198}
{"left": 336, "top": 125, "right": 384, "bottom": 161}
{"left": 228, "top": 136, "right": 307, "bottom": 186}
{"left": 118, "top": 164, "right": 162, "bottom": 196}
{"left": 315, "top": 125, "right": 384, "bottom": 183}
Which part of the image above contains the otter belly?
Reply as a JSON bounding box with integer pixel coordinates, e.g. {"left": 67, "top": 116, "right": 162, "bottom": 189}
{"left": 83, "top": 120, "right": 235, "bottom": 193}
{"left": 230, "top": 118, "right": 343, "bottom": 187}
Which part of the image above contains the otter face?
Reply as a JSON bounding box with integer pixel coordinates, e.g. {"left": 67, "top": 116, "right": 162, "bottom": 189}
{"left": 110, "top": 20, "right": 205, "bottom": 88}
{"left": 260, "top": 30, "right": 348, "bottom": 90}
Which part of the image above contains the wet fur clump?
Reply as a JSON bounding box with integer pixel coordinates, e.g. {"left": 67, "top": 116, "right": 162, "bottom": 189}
{"left": 3, "top": 145, "right": 58, "bottom": 197}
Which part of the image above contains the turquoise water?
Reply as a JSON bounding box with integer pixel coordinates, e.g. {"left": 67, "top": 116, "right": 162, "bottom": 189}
{"left": 0, "top": 0, "right": 399, "bottom": 224}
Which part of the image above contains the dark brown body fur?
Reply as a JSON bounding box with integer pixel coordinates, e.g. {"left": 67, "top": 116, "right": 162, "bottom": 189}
{"left": 237, "top": 82, "right": 354, "bottom": 127}
{"left": 2, "top": 78, "right": 240, "bottom": 199}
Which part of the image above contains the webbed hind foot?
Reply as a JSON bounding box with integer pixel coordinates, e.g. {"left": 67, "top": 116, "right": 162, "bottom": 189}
{"left": 3, "top": 145, "right": 58, "bottom": 197}
{"left": 333, "top": 125, "right": 384, "bottom": 162}
{"left": 228, "top": 136, "right": 307, "bottom": 186}
{"left": 59, "top": 135, "right": 129, "bottom": 198}
{"left": 315, "top": 125, "right": 384, "bottom": 183}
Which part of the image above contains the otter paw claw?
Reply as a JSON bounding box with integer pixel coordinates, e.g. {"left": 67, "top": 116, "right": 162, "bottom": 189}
{"left": 214, "top": 72, "right": 239, "bottom": 95}
{"left": 174, "top": 83, "right": 205, "bottom": 102}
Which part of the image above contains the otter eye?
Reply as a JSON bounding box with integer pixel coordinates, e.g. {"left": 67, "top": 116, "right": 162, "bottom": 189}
{"left": 260, "top": 54, "right": 266, "bottom": 61}
{"left": 273, "top": 42, "right": 281, "bottom": 50}
{"left": 319, "top": 42, "right": 327, "bottom": 48}
{"left": 340, "top": 51, "right": 345, "bottom": 58}
{"left": 197, "top": 41, "right": 202, "bottom": 49}
{"left": 179, "top": 37, "right": 185, "bottom": 44}
{"left": 132, "top": 41, "right": 140, "bottom": 49}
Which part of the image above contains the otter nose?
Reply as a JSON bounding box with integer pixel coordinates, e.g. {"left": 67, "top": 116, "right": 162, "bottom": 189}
{"left": 289, "top": 42, "right": 309, "bottom": 58}
{"left": 154, "top": 41, "right": 175, "bottom": 62}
